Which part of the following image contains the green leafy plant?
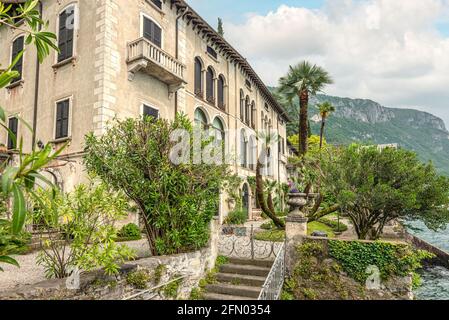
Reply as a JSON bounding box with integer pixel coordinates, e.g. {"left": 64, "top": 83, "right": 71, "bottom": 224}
{"left": 118, "top": 223, "right": 142, "bottom": 241}
{"left": 84, "top": 114, "right": 230, "bottom": 256}
{"left": 328, "top": 240, "right": 434, "bottom": 284}
{"left": 162, "top": 276, "right": 182, "bottom": 299}
{"left": 322, "top": 145, "right": 449, "bottom": 239}
{"left": 254, "top": 229, "right": 285, "bottom": 242}
{"left": 126, "top": 270, "right": 151, "bottom": 289}
{"left": 32, "top": 183, "right": 136, "bottom": 279}
{"left": 318, "top": 217, "right": 348, "bottom": 233}
{"left": 0, "top": 1, "right": 60, "bottom": 271}
{"left": 153, "top": 264, "right": 166, "bottom": 285}
{"left": 223, "top": 209, "right": 247, "bottom": 225}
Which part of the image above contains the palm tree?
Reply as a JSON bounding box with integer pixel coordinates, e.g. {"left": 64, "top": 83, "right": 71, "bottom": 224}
{"left": 317, "top": 102, "right": 335, "bottom": 149}
{"left": 278, "top": 61, "right": 333, "bottom": 155}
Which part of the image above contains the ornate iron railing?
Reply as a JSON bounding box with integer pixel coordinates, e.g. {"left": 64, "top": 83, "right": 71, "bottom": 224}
{"left": 218, "top": 225, "right": 283, "bottom": 260}
{"left": 258, "top": 242, "right": 285, "bottom": 300}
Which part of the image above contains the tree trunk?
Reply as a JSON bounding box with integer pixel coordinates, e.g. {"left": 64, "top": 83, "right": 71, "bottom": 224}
{"left": 298, "top": 90, "right": 309, "bottom": 155}
{"left": 319, "top": 118, "right": 326, "bottom": 149}
{"left": 256, "top": 159, "right": 285, "bottom": 229}
{"left": 308, "top": 204, "right": 340, "bottom": 222}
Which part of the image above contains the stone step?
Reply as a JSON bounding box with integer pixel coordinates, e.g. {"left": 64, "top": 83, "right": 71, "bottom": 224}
{"left": 203, "top": 293, "right": 257, "bottom": 301}
{"left": 205, "top": 283, "right": 261, "bottom": 299}
{"left": 216, "top": 272, "right": 266, "bottom": 287}
{"left": 228, "top": 258, "right": 274, "bottom": 268}
{"left": 220, "top": 264, "right": 270, "bottom": 277}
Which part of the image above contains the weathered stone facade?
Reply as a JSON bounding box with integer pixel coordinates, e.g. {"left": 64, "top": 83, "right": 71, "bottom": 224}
{"left": 0, "top": 0, "right": 291, "bottom": 223}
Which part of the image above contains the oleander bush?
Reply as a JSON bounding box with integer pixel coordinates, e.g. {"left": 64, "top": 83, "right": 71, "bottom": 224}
{"left": 84, "top": 114, "right": 230, "bottom": 256}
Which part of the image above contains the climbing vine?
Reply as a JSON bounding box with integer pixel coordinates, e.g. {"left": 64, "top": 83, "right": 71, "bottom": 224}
{"left": 328, "top": 240, "right": 434, "bottom": 283}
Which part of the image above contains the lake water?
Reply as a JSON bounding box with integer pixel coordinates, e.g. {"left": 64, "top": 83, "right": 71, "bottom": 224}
{"left": 406, "top": 220, "right": 449, "bottom": 300}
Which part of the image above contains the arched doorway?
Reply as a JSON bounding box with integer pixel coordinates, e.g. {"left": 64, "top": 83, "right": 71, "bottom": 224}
{"left": 242, "top": 183, "right": 250, "bottom": 219}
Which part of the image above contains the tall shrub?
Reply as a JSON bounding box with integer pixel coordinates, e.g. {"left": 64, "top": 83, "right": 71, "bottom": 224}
{"left": 322, "top": 145, "right": 449, "bottom": 239}
{"left": 32, "top": 184, "right": 135, "bottom": 278}
{"left": 84, "top": 114, "right": 229, "bottom": 255}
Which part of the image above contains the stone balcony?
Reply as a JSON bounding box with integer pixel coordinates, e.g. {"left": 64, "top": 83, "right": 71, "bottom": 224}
{"left": 127, "top": 38, "right": 186, "bottom": 96}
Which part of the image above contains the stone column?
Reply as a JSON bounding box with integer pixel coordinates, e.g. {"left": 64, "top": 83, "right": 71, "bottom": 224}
{"left": 285, "top": 193, "right": 308, "bottom": 275}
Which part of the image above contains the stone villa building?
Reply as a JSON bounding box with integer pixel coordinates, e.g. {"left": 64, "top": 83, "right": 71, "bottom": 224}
{"left": 0, "top": 0, "right": 291, "bottom": 222}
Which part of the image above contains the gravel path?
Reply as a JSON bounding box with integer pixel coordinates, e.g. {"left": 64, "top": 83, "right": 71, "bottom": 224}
{"left": 0, "top": 239, "right": 151, "bottom": 292}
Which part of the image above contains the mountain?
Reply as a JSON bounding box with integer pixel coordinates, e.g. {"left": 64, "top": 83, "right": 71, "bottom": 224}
{"left": 278, "top": 92, "right": 449, "bottom": 175}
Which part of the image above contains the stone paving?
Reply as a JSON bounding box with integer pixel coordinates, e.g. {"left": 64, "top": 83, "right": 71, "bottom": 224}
{"left": 0, "top": 239, "right": 150, "bottom": 292}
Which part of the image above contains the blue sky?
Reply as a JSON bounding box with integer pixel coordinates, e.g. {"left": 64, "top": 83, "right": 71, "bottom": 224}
{"left": 186, "top": 0, "right": 449, "bottom": 127}
{"left": 187, "top": 0, "right": 326, "bottom": 24}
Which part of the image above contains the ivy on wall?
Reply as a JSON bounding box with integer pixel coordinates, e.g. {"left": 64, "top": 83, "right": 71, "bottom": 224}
{"left": 327, "top": 240, "right": 434, "bottom": 283}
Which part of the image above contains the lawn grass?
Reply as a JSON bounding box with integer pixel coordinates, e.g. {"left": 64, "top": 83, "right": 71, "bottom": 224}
{"left": 255, "top": 220, "right": 336, "bottom": 242}
{"left": 307, "top": 221, "right": 335, "bottom": 238}
{"left": 254, "top": 229, "right": 286, "bottom": 242}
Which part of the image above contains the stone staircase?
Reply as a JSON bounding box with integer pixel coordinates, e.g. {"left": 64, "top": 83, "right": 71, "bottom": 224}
{"left": 204, "top": 258, "right": 273, "bottom": 300}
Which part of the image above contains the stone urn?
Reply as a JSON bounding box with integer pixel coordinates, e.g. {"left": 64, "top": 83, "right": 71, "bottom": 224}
{"left": 287, "top": 192, "right": 308, "bottom": 218}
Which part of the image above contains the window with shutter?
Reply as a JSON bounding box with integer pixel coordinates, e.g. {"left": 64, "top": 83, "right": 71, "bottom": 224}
{"left": 11, "top": 37, "right": 24, "bottom": 83}
{"left": 194, "top": 57, "right": 203, "bottom": 97}
{"left": 151, "top": 0, "right": 162, "bottom": 9}
{"left": 58, "top": 7, "right": 75, "bottom": 62}
{"left": 55, "top": 100, "right": 70, "bottom": 139}
{"left": 143, "top": 17, "right": 162, "bottom": 48}
{"left": 218, "top": 75, "right": 225, "bottom": 110}
{"left": 245, "top": 96, "right": 250, "bottom": 125}
{"left": 143, "top": 105, "right": 159, "bottom": 120}
{"left": 207, "top": 46, "right": 218, "bottom": 59}
{"left": 206, "top": 67, "right": 215, "bottom": 104}
{"left": 240, "top": 90, "right": 245, "bottom": 121}
{"left": 251, "top": 102, "right": 256, "bottom": 129}
{"left": 7, "top": 117, "right": 18, "bottom": 150}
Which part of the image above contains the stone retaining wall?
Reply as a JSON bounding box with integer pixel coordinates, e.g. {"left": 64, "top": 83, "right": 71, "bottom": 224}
{"left": 0, "top": 219, "right": 219, "bottom": 300}
{"left": 287, "top": 235, "right": 414, "bottom": 300}
{"left": 404, "top": 231, "right": 449, "bottom": 269}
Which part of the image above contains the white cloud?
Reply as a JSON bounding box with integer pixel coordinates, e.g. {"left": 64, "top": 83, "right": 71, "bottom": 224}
{"left": 225, "top": 0, "right": 449, "bottom": 126}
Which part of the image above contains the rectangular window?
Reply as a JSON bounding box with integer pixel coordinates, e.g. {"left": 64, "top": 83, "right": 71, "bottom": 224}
{"left": 245, "top": 79, "right": 252, "bottom": 89}
{"left": 7, "top": 117, "right": 18, "bottom": 150}
{"left": 207, "top": 46, "right": 218, "bottom": 59}
{"left": 143, "top": 17, "right": 162, "bottom": 48}
{"left": 10, "top": 4, "right": 25, "bottom": 25}
{"left": 55, "top": 99, "right": 70, "bottom": 139}
{"left": 58, "top": 7, "right": 75, "bottom": 62}
{"left": 143, "top": 105, "right": 159, "bottom": 120}
{"left": 151, "top": 0, "right": 162, "bottom": 9}
{"left": 11, "top": 37, "right": 24, "bottom": 83}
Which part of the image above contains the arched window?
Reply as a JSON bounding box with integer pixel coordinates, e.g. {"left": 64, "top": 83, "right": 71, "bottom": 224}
{"left": 217, "top": 75, "right": 225, "bottom": 110}
{"left": 251, "top": 101, "right": 256, "bottom": 129}
{"left": 245, "top": 96, "right": 250, "bottom": 125}
{"left": 194, "top": 108, "right": 208, "bottom": 130}
{"left": 213, "top": 117, "right": 225, "bottom": 161}
{"left": 264, "top": 116, "right": 269, "bottom": 132}
{"left": 194, "top": 57, "right": 203, "bottom": 97}
{"left": 249, "top": 135, "right": 257, "bottom": 171}
{"left": 240, "top": 90, "right": 245, "bottom": 121}
{"left": 206, "top": 67, "right": 215, "bottom": 104}
{"left": 240, "top": 129, "right": 248, "bottom": 168}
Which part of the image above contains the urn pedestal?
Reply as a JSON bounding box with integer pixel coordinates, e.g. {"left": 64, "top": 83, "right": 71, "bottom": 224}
{"left": 285, "top": 192, "right": 309, "bottom": 275}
